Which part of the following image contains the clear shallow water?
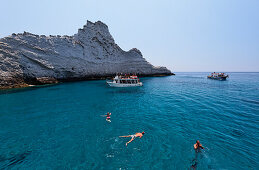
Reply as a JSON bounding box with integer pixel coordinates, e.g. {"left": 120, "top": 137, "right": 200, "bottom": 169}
{"left": 0, "top": 72, "right": 258, "bottom": 169}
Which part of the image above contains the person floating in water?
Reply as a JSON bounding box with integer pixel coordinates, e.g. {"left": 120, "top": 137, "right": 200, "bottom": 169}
{"left": 106, "top": 112, "right": 111, "bottom": 122}
{"left": 194, "top": 140, "right": 204, "bottom": 152}
{"left": 119, "top": 132, "right": 145, "bottom": 146}
{"left": 191, "top": 140, "right": 204, "bottom": 169}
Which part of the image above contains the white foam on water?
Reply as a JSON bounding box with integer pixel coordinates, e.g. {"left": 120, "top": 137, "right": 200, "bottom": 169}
{"left": 105, "top": 154, "right": 114, "bottom": 158}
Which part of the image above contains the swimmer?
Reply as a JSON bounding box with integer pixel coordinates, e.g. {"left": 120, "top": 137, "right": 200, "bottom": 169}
{"left": 119, "top": 132, "right": 145, "bottom": 146}
{"left": 191, "top": 140, "right": 204, "bottom": 169}
{"left": 194, "top": 140, "right": 204, "bottom": 152}
{"left": 101, "top": 112, "right": 111, "bottom": 122}
{"left": 106, "top": 112, "right": 111, "bottom": 122}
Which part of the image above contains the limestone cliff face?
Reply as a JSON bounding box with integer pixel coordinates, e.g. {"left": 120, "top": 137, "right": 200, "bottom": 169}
{"left": 0, "top": 21, "right": 172, "bottom": 89}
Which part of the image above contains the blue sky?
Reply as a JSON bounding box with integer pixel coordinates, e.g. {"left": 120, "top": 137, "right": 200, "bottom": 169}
{"left": 1, "top": 0, "right": 258, "bottom": 72}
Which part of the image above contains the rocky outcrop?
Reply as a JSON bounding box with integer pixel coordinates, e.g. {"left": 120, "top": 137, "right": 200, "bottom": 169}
{"left": 0, "top": 21, "right": 172, "bottom": 89}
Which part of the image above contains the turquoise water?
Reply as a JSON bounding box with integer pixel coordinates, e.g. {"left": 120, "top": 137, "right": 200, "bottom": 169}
{"left": 0, "top": 73, "right": 258, "bottom": 169}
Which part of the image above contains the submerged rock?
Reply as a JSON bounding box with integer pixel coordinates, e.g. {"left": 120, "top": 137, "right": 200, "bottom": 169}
{"left": 0, "top": 20, "right": 172, "bottom": 89}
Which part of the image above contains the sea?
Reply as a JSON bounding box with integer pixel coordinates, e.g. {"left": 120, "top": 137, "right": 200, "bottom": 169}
{"left": 0, "top": 72, "right": 258, "bottom": 169}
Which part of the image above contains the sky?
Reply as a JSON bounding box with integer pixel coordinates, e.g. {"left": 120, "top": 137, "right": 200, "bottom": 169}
{"left": 0, "top": 0, "right": 258, "bottom": 72}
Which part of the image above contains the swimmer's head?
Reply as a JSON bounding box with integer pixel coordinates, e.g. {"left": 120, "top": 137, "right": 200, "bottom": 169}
{"left": 196, "top": 140, "right": 200, "bottom": 144}
{"left": 142, "top": 131, "right": 145, "bottom": 135}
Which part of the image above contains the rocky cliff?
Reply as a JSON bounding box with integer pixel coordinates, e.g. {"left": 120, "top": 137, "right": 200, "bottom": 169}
{"left": 0, "top": 21, "right": 172, "bottom": 89}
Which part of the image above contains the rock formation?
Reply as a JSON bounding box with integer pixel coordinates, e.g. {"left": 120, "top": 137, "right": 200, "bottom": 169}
{"left": 0, "top": 20, "right": 172, "bottom": 89}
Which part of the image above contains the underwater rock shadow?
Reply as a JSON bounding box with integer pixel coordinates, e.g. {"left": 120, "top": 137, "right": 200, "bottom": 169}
{"left": 0, "top": 83, "right": 60, "bottom": 95}
{"left": 0, "top": 150, "right": 31, "bottom": 169}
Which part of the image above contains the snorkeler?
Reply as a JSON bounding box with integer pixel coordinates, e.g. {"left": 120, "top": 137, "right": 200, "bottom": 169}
{"left": 119, "top": 132, "right": 145, "bottom": 146}
{"left": 194, "top": 140, "right": 204, "bottom": 151}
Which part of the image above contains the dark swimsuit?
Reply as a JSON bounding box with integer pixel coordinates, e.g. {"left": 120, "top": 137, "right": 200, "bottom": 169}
{"left": 195, "top": 144, "right": 203, "bottom": 153}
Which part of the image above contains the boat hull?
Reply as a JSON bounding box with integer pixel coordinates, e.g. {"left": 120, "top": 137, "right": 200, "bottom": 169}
{"left": 207, "top": 76, "right": 228, "bottom": 80}
{"left": 107, "top": 81, "right": 143, "bottom": 87}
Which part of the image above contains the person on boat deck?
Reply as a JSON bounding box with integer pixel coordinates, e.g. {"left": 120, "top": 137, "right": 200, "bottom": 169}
{"left": 106, "top": 112, "right": 111, "bottom": 121}
{"left": 194, "top": 140, "right": 204, "bottom": 152}
{"left": 120, "top": 132, "right": 145, "bottom": 146}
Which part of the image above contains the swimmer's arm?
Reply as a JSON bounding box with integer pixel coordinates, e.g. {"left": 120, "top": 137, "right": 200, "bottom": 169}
{"left": 119, "top": 135, "right": 131, "bottom": 137}
{"left": 194, "top": 144, "right": 197, "bottom": 149}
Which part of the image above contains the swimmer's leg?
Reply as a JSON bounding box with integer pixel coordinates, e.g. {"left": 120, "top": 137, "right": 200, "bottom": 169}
{"left": 190, "top": 161, "right": 197, "bottom": 170}
{"left": 190, "top": 152, "right": 199, "bottom": 169}
{"left": 126, "top": 137, "right": 135, "bottom": 146}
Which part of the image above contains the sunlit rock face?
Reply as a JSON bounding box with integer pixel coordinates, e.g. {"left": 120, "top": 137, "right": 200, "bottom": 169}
{"left": 0, "top": 21, "right": 172, "bottom": 88}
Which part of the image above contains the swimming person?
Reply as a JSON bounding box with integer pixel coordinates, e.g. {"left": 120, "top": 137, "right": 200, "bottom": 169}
{"left": 194, "top": 140, "right": 204, "bottom": 152}
{"left": 106, "top": 112, "right": 111, "bottom": 122}
{"left": 119, "top": 132, "right": 145, "bottom": 146}
{"left": 191, "top": 140, "right": 204, "bottom": 169}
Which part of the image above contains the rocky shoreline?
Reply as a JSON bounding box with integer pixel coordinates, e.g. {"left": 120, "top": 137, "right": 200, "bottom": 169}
{"left": 0, "top": 73, "right": 174, "bottom": 89}
{"left": 0, "top": 21, "right": 173, "bottom": 89}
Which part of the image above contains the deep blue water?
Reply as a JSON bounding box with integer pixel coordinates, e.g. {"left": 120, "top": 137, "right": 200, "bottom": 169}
{"left": 0, "top": 72, "right": 258, "bottom": 169}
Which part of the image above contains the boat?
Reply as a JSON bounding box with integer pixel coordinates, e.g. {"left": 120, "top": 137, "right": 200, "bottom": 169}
{"left": 106, "top": 75, "right": 143, "bottom": 87}
{"left": 207, "top": 72, "right": 229, "bottom": 80}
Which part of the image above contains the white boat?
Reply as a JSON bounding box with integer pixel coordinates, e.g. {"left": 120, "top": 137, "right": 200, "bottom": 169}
{"left": 207, "top": 72, "right": 229, "bottom": 80}
{"left": 106, "top": 75, "right": 143, "bottom": 87}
